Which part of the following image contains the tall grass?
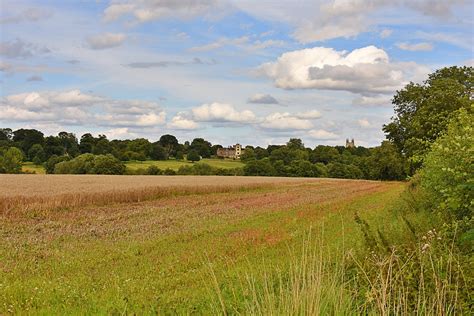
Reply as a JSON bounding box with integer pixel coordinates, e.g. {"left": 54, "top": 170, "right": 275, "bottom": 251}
{"left": 211, "top": 226, "right": 469, "bottom": 315}
{"left": 0, "top": 183, "right": 274, "bottom": 215}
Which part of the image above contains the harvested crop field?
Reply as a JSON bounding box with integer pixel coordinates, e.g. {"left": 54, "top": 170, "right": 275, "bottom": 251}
{"left": 0, "top": 175, "right": 404, "bottom": 314}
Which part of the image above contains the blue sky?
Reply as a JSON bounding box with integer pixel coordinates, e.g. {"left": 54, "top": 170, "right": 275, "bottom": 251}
{"left": 1, "top": 0, "right": 472, "bottom": 147}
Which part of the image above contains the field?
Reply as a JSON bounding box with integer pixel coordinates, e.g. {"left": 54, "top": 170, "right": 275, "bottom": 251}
{"left": 21, "top": 158, "right": 244, "bottom": 174}
{"left": 0, "top": 174, "right": 407, "bottom": 314}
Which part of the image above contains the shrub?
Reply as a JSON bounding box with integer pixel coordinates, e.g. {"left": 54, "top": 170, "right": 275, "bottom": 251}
{"left": 421, "top": 108, "right": 473, "bottom": 219}
{"left": 187, "top": 150, "right": 201, "bottom": 162}
{"left": 44, "top": 155, "right": 70, "bottom": 174}
{"left": 0, "top": 147, "right": 24, "bottom": 174}
{"left": 53, "top": 154, "right": 125, "bottom": 175}
{"left": 147, "top": 165, "right": 163, "bottom": 175}
{"left": 163, "top": 168, "right": 177, "bottom": 175}
{"left": 244, "top": 158, "right": 276, "bottom": 176}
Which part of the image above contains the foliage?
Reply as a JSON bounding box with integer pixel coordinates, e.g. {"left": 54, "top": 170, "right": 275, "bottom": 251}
{"left": 187, "top": 150, "right": 201, "bottom": 162}
{"left": 243, "top": 158, "right": 276, "bottom": 176}
{"left": 44, "top": 155, "right": 71, "bottom": 174}
{"left": 421, "top": 108, "right": 473, "bottom": 219}
{"left": 383, "top": 66, "right": 473, "bottom": 167}
{"left": 53, "top": 154, "right": 125, "bottom": 175}
{"left": 0, "top": 147, "right": 24, "bottom": 174}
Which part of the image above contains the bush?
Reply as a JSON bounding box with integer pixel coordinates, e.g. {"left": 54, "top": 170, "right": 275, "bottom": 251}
{"left": 147, "top": 165, "right": 163, "bottom": 175}
{"left": 163, "top": 168, "right": 176, "bottom": 175}
{"left": 44, "top": 155, "right": 70, "bottom": 174}
{"left": 53, "top": 154, "right": 125, "bottom": 175}
{"left": 187, "top": 150, "right": 201, "bottom": 162}
{"left": 244, "top": 158, "right": 276, "bottom": 176}
{"left": 0, "top": 147, "right": 24, "bottom": 174}
{"left": 421, "top": 108, "right": 473, "bottom": 219}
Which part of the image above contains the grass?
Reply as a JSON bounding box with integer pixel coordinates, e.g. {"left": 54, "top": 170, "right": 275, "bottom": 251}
{"left": 21, "top": 162, "right": 45, "bottom": 174}
{"left": 21, "top": 158, "right": 244, "bottom": 174}
{"left": 125, "top": 158, "right": 245, "bottom": 171}
{"left": 0, "top": 176, "right": 402, "bottom": 314}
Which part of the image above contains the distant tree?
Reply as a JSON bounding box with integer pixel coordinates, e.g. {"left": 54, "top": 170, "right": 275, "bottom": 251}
{"left": 0, "top": 147, "right": 24, "bottom": 174}
{"left": 367, "top": 141, "right": 406, "bottom": 180}
{"left": 159, "top": 134, "right": 179, "bottom": 156}
{"left": 150, "top": 142, "right": 168, "bottom": 160}
{"left": 244, "top": 158, "right": 276, "bottom": 176}
{"left": 58, "top": 132, "right": 79, "bottom": 156}
{"left": 0, "top": 128, "right": 13, "bottom": 142}
{"left": 241, "top": 147, "right": 256, "bottom": 162}
{"left": 187, "top": 150, "right": 201, "bottom": 162}
{"left": 28, "top": 144, "right": 46, "bottom": 164}
{"left": 79, "top": 133, "right": 96, "bottom": 153}
{"left": 383, "top": 66, "right": 473, "bottom": 168}
{"left": 53, "top": 154, "right": 125, "bottom": 175}
{"left": 91, "top": 154, "right": 125, "bottom": 174}
{"left": 163, "top": 168, "right": 177, "bottom": 175}
{"left": 190, "top": 138, "right": 212, "bottom": 158}
{"left": 270, "top": 146, "right": 308, "bottom": 165}
{"left": 287, "top": 138, "right": 305, "bottom": 150}
{"left": 211, "top": 144, "right": 222, "bottom": 156}
{"left": 92, "top": 138, "right": 111, "bottom": 155}
{"left": 44, "top": 155, "right": 70, "bottom": 174}
{"left": 127, "top": 138, "right": 152, "bottom": 158}
{"left": 310, "top": 146, "right": 340, "bottom": 164}
{"left": 13, "top": 128, "right": 44, "bottom": 154}
{"left": 254, "top": 147, "right": 269, "bottom": 159}
{"left": 175, "top": 151, "right": 184, "bottom": 160}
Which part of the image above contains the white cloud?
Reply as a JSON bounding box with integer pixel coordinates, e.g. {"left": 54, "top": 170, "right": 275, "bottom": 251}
{"left": 192, "top": 102, "right": 256, "bottom": 123}
{"left": 247, "top": 93, "right": 279, "bottom": 104}
{"left": 295, "top": 110, "right": 322, "bottom": 119}
{"left": 396, "top": 42, "right": 433, "bottom": 51}
{"left": 308, "top": 129, "right": 339, "bottom": 140}
{"left": 86, "top": 33, "right": 126, "bottom": 50}
{"left": 415, "top": 31, "right": 472, "bottom": 50}
{"left": 168, "top": 113, "right": 199, "bottom": 130}
{"left": 260, "top": 112, "right": 313, "bottom": 130}
{"left": 258, "top": 45, "right": 430, "bottom": 95}
{"left": 189, "top": 36, "right": 249, "bottom": 52}
{"left": 103, "top": 127, "right": 137, "bottom": 140}
{"left": 352, "top": 95, "right": 391, "bottom": 107}
{"left": 1, "top": 89, "right": 165, "bottom": 128}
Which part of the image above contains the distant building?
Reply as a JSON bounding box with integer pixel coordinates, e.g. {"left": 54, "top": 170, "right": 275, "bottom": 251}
{"left": 345, "top": 138, "right": 355, "bottom": 148}
{"left": 217, "top": 143, "right": 244, "bottom": 159}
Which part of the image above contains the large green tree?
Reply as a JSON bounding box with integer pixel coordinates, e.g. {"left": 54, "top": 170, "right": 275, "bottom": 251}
{"left": 383, "top": 66, "right": 473, "bottom": 167}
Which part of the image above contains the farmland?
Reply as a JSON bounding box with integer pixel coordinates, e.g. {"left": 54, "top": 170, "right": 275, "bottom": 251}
{"left": 0, "top": 175, "right": 408, "bottom": 314}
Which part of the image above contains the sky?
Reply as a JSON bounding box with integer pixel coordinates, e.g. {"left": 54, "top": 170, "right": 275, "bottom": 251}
{"left": 0, "top": 0, "right": 472, "bottom": 148}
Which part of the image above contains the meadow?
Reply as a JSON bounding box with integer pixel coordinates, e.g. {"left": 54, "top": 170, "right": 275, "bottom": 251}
{"left": 0, "top": 175, "right": 404, "bottom": 314}
{"left": 21, "top": 158, "right": 244, "bottom": 175}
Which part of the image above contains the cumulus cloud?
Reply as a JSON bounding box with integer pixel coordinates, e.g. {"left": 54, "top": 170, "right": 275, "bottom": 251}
{"left": 103, "top": 0, "right": 224, "bottom": 24}
{"left": 352, "top": 95, "right": 392, "bottom": 107}
{"left": 397, "top": 42, "right": 433, "bottom": 51}
{"left": 192, "top": 102, "right": 256, "bottom": 123}
{"left": 102, "top": 128, "right": 137, "bottom": 140}
{"left": 168, "top": 113, "right": 199, "bottom": 130}
{"left": 295, "top": 110, "right": 322, "bottom": 119}
{"left": 247, "top": 93, "right": 279, "bottom": 104}
{"left": 260, "top": 112, "right": 313, "bottom": 130}
{"left": 308, "top": 129, "right": 339, "bottom": 140}
{"left": 0, "top": 38, "right": 50, "bottom": 58}
{"left": 0, "top": 90, "right": 166, "bottom": 128}
{"left": 258, "top": 45, "right": 429, "bottom": 95}
{"left": 86, "top": 33, "right": 126, "bottom": 50}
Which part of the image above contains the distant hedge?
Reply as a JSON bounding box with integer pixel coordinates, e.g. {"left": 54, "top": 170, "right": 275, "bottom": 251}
{"left": 53, "top": 153, "right": 125, "bottom": 175}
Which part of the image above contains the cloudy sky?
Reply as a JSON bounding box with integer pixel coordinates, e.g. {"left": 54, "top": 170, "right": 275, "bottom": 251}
{"left": 1, "top": 0, "right": 472, "bottom": 147}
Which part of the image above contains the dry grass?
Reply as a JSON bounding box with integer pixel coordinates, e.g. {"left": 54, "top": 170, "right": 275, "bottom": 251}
{"left": 0, "top": 175, "right": 337, "bottom": 214}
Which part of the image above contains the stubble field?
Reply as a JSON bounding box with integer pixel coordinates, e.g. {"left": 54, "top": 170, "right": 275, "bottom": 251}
{"left": 0, "top": 175, "right": 404, "bottom": 314}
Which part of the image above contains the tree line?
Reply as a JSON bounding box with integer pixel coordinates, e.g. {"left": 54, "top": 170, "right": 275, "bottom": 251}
{"left": 1, "top": 66, "right": 471, "bottom": 181}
